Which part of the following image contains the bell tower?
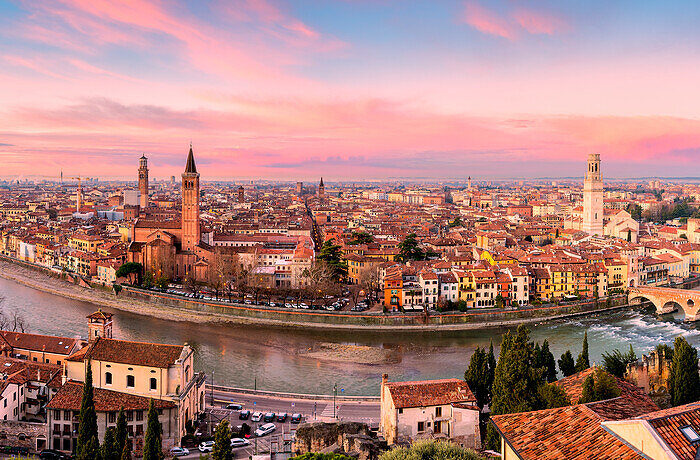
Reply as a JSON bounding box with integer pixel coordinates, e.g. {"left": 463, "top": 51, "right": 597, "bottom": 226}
{"left": 182, "top": 143, "right": 200, "bottom": 252}
{"left": 87, "top": 309, "right": 113, "bottom": 343}
{"left": 138, "top": 155, "right": 149, "bottom": 209}
{"left": 583, "top": 154, "right": 604, "bottom": 235}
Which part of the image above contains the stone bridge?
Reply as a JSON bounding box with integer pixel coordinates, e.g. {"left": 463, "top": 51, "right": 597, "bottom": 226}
{"left": 629, "top": 286, "right": 700, "bottom": 321}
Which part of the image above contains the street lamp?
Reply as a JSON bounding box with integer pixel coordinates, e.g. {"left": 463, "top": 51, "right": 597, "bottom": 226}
{"left": 333, "top": 383, "right": 337, "bottom": 419}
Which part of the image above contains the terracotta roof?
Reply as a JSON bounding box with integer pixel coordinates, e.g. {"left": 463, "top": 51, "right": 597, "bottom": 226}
{"left": 66, "top": 337, "right": 184, "bottom": 368}
{"left": 0, "top": 331, "right": 82, "bottom": 356}
{"left": 47, "top": 380, "right": 176, "bottom": 411}
{"left": 636, "top": 402, "right": 700, "bottom": 460}
{"left": 385, "top": 378, "right": 476, "bottom": 409}
{"left": 492, "top": 405, "right": 644, "bottom": 460}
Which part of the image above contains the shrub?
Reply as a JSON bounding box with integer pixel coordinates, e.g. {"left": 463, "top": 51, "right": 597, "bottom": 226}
{"left": 379, "top": 440, "right": 483, "bottom": 460}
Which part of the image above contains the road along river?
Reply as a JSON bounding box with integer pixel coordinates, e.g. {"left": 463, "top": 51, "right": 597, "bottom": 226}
{"left": 0, "top": 276, "right": 696, "bottom": 396}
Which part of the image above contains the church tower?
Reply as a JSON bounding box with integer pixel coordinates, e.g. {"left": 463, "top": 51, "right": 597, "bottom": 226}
{"left": 138, "top": 155, "right": 149, "bottom": 209}
{"left": 87, "top": 309, "right": 113, "bottom": 343}
{"left": 181, "top": 144, "right": 200, "bottom": 252}
{"left": 318, "top": 177, "right": 325, "bottom": 201}
{"left": 583, "top": 154, "right": 604, "bottom": 235}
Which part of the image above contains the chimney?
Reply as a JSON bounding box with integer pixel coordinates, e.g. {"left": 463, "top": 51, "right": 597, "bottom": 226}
{"left": 61, "top": 366, "right": 67, "bottom": 385}
{"left": 37, "top": 369, "right": 40, "bottom": 381}
{"left": 382, "top": 373, "right": 388, "bottom": 386}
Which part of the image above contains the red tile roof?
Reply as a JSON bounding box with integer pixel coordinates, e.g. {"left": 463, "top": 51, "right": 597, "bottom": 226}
{"left": 0, "top": 331, "right": 82, "bottom": 356}
{"left": 385, "top": 378, "right": 476, "bottom": 409}
{"left": 47, "top": 381, "right": 176, "bottom": 411}
{"left": 637, "top": 402, "right": 700, "bottom": 460}
{"left": 66, "top": 337, "right": 184, "bottom": 368}
{"left": 492, "top": 405, "right": 644, "bottom": 460}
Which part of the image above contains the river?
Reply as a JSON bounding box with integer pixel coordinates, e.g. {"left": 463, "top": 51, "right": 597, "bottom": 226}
{"left": 0, "top": 276, "right": 696, "bottom": 396}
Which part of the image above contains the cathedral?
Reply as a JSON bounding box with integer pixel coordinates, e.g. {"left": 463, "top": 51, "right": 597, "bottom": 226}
{"left": 127, "top": 145, "right": 215, "bottom": 282}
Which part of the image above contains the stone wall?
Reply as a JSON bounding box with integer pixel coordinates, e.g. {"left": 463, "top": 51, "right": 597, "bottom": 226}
{"left": 626, "top": 349, "right": 672, "bottom": 394}
{"left": 0, "top": 420, "right": 47, "bottom": 452}
{"left": 293, "top": 422, "right": 387, "bottom": 460}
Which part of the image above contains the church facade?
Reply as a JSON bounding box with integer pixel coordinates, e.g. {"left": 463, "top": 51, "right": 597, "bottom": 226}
{"left": 127, "top": 145, "right": 216, "bottom": 282}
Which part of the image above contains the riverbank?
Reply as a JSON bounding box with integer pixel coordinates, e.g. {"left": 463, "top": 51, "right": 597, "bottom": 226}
{"left": 0, "top": 256, "right": 632, "bottom": 332}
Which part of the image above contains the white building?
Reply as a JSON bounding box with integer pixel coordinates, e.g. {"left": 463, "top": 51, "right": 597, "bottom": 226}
{"left": 380, "top": 374, "right": 481, "bottom": 449}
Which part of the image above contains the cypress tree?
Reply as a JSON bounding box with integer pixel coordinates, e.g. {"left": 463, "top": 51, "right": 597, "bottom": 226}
{"left": 77, "top": 361, "right": 100, "bottom": 460}
{"left": 579, "top": 375, "right": 596, "bottom": 403}
{"left": 120, "top": 442, "right": 131, "bottom": 460}
{"left": 541, "top": 340, "right": 557, "bottom": 383}
{"left": 102, "top": 427, "right": 119, "bottom": 460}
{"left": 115, "top": 407, "right": 128, "bottom": 458}
{"left": 487, "top": 340, "right": 496, "bottom": 397}
{"left": 465, "top": 347, "right": 490, "bottom": 409}
{"left": 491, "top": 326, "right": 541, "bottom": 415}
{"left": 212, "top": 419, "right": 233, "bottom": 460}
{"left": 558, "top": 350, "right": 576, "bottom": 377}
{"left": 575, "top": 331, "right": 590, "bottom": 372}
{"left": 143, "top": 400, "right": 163, "bottom": 460}
{"left": 669, "top": 336, "right": 700, "bottom": 406}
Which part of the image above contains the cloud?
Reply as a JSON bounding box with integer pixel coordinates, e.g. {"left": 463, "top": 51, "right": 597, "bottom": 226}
{"left": 461, "top": 1, "right": 569, "bottom": 40}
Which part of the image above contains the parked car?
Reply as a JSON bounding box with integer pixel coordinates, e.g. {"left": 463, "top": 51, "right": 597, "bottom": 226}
{"left": 291, "top": 413, "right": 303, "bottom": 424}
{"left": 263, "top": 412, "right": 276, "bottom": 422}
{"left": 254, "top": 423, "right": 276, "bottom": 437}
{"left": 39, "top": 450, "right": 71, "bottom": 459}
{"left": 226, "top": 403, "right": 243, "bottom": 410}
{"left": 198, "top": 440, "right": 215, "bottom": 452}
{"left": 239, "top": 409, "right": 251, "bottom": 420}
{"left": 170, "top": 446, "right": 190, "bottom": 457}
{"left": 251, "top": 411, "right": 263, "bottom": 422}
{"left": 276, "top": 412, "right": 288, "bottom": 422}
{"left": 230, "top": 437, "right": 250, "bottom": 448}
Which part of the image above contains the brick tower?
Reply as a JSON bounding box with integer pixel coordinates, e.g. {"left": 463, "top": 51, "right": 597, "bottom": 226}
{"left": 181, "top": 144, "right": 200, "bottom": 252}
{"left": 138, "top": 154, "right": 149, "bottom": 209}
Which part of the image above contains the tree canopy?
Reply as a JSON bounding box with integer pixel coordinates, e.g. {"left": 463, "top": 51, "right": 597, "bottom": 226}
{"left": 76, "top": 361, "right": 100, "bottom": 460}
{"left": 143, "top": 399, "right": 163, "bottom": 460}
{"left": 397, "top": 233, "right": 426, "bottom": 262}
{"left": 574, "top": 331, "right": 590, "bottom": 373}
{"left": 669, "top": 336, "right": 700, "bottom": 407}
{"left": 578, "top": 368, "right": 621, "bottom": 404}
{"left": 379, "top": 440, "right": 484, "bottom": 460}
{"left": 317, "top": 240, "right": 348, "bottom": 281}
{"left": 602, "top": 345, "right": 637, "bottom": 378}
{"left": 558, "top": 350, "right": 576, "bottom": 377}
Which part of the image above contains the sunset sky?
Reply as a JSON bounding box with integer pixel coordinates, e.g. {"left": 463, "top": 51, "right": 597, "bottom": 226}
{"left": 1, "top": 0, "right": 700, "bottom": 180}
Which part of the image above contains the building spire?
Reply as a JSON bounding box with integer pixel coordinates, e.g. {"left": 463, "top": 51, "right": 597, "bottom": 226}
{"left": 184, "top": 143, "right": 197, "bottom": 174}
{"left": 319, "top": 177, "right": 324, "bottom": 186}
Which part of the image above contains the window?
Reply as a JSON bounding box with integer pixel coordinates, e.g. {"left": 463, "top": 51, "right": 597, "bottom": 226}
{"left": 417, "top": 422, "right": 425, "bottom": 432}
{"left": 54, "top": 410, "right": 61, "bottom": 421}
{"left": 105, "top": 372, "right": 112, "bottom": 385}
{"left": 681, "top": 426, "right": 700, "bottom": 443}
{"left": 136, "top": 411, "right": 143, "bottom": 422}
{"left": 126, "top": 375, "right": 135, "bottom": 388}
{"left": 126, "top": 411, "right": 133, "bottom": 422}
{"left": 64, "top": 410, "right": 71, "bottom": 420}
{"left": 150, "top": 378, "right": 157, "bottom": 391}
{"left": 435, "top": 407, "right": 442, "bottom": 417}
{"left": 108, "top": 412, "right": 116, "bottom": 424}
{"left": 398, "top": 408, "right": 403, "bottom": 414}
{"left": 135, "top": 424, "right": 144, "bottom": 436}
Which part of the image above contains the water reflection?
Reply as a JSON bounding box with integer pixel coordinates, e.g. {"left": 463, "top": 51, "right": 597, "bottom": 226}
{"left": 0, "top": 276, "right": 697, "bottom": 395}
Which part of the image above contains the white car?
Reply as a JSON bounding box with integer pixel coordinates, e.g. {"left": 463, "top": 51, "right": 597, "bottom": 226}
{"left": 231, "top": 437, "right": 250, "bottom": 448}
{"left": 255, "top": 423, "right": 276, "bottom": 437}
{"left": 251, "top": 411, "right": 263, "bottom": 422}
{"left": 198, "top": 440, "right": 215, "bottom": 452}
{"left": 170, "top": 446, "right": 190, "bottom": 457}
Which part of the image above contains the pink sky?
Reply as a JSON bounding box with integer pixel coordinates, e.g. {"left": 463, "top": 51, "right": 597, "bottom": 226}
{"left": 1, "top": 0, "right": 699, "bottom": 180}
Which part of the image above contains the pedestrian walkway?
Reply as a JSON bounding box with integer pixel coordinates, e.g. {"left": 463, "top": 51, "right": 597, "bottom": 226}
{"left": 319, "top": 403, "right": 336, "bottom": 419}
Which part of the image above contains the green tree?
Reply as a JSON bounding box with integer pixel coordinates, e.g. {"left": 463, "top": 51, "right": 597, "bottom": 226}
{"left": 379, "top": 440, "right": 483, "bottom": 460}
{"left": 491, "top": 326, "right": 542, "bottom": 415}
{"left": 292, "top": 454, "right": 354, "bottom": 460}
{"left": 538, "top": 383, "right": 571, "bottom": 409}
{"left": 115, "top": 262, "right": 143, "bottom": 285}
{"left": 578, "top": 369, "right": 621, "bottom": 403}
{"left": 143, "top": 400, "right": 163, "bottom": 460}
{"left": 102, "top": 427, "right": 120, "bottom": 460}
{"left": 317, "top": 240, "right": 347, "bottom": 281}
{"left": 539, "top": 340, "right": 557, "bottom": 383}
{"left": 579, "top": 375, "right": 595, "bottom": 403}
{"left": 465, "top": 347, "right": 490, "bottom": 409}
{"left": 669, "top": 336, "right": 700, "bottom": 406}
{"left": 115, "top": 407, "right": 128, "bottom": 457}
{"left": 602, "top": 345, "right": 637, "bottom": 378}
{"left": 77, "top": 361, "right": 100, "bottom": 460}
{"left": 558, "top": 350, "right": 576, "bottom": 377}
{"left": 212, "top": 419, "right": 233, "bottom": 460}
{"left": 348, "top": 231, "right": 374, "bottom": 245}
{"left": 574, "top": 331, "right": 590, "bottom": 373}
{"left": 487, "top": 341, "right": 496, "bottom": 392}
{"left": 397, "top": 233, "right": 426, "bottom": 262}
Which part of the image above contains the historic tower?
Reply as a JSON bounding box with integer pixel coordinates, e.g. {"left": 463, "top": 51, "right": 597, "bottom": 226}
{"left": 583, "top": 154, "right": 604, "bottom": 236}
{"left": 87, "top": 309, "right": 113, "bottom": 343}
{"left": 318, "top": 177, "right": 325, "bottom": 201}
{"left": 138, "top": 154, "right": 149, "bottom": 209}
{"left": 181, "top": 144, "right": 200, "bottom": 252}
{"left": 238, "top": 185, "right": 244, "bottom": 203}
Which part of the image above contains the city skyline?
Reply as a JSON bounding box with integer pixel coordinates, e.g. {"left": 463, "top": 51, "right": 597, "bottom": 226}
{"left": 2, "top": 0, "right": 700, "bottom": 179}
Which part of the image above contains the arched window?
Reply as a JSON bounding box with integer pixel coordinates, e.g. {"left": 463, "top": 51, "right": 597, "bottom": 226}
{"left": 150, "top": 378, "right": 157, "bottom": 391}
